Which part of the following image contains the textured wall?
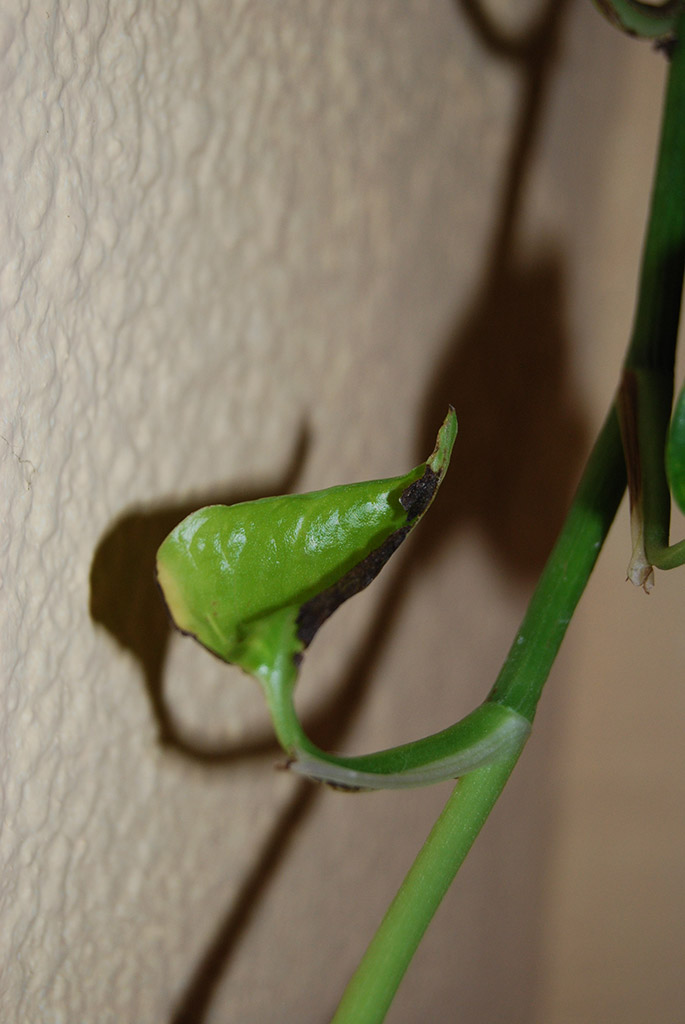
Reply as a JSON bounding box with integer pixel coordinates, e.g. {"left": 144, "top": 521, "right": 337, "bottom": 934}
{"left": 2, "top": 1, "right": 684, "bottom": 1022}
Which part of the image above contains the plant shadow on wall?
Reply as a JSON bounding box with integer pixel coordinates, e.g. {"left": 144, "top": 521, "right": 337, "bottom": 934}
{"left": 89, "top": 1, "right": 585, "bottom": 1021}
{"left": 416, "top": 0, "right": 582, "bottom": 576}
{"left": 90, "top": 430, "right": 310, "bottom": 762}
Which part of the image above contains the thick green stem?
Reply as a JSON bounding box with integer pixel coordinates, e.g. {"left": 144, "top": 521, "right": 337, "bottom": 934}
{"left": 331, "top": 11, "right": 685, "bottom": 1022}
{"left": 487, "top": 410, "right": 626, "bottom": 719}
{"left": 619, "top": 11, "right": 685, "bottom": 577}
{"left": 330, "top": 754, "right": 520, "bottom": 1024}
{"left": 331, "top": 407, "right": 625, "bottom": 1024}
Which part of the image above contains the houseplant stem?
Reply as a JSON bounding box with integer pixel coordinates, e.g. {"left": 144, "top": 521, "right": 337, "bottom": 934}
{"left": 332, "top": 8, "right": 685, "bottom": 1021}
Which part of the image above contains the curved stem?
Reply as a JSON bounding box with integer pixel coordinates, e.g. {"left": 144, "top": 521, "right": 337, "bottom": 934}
{"left": 287, "top": 702, "right": 531, "bottom": 790}
{"left": 256, "top": 605, "right": 533, "bottom": 789}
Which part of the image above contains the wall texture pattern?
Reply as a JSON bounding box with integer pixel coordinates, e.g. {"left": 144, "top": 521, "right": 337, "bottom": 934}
{"left": 2, "top": 2, "right": 683, "bottom": 1022}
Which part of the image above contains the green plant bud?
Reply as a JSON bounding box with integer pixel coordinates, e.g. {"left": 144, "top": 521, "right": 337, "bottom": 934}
{"left": 156, "top": 409, "right": 529, "bottom": 789}
{"left": 157, "top": 409, "right": 456, "bottom": 676}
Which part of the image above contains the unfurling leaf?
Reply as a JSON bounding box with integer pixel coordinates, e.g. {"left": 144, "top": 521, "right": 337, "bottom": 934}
{"left": 156, "top": 409, "right": 529, "bottom": 789}
{"left": 157, "top": 409, "right": 456, "bottom": 678}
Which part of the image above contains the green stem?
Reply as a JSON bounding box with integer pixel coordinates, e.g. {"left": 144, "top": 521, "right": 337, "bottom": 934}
{"left": 487, "top": 409, "right": 626, "bottom": 719}
{"left": 256, "top": 610, "right": 532, "bottom": 790}
{"left": 331, "top": 10, "right": 685, "bottom": 1022}
{"left": 619, "top": 17, "right": 685, "bottom": 576}
{"left": 330, "top": 754, "right": 520, "bottom": 1024}
{"left": 331, "top": 407, "right": 625, "bottom": 1024}
{"left": 289, "top": 701, "right": 531, "bottom": 790}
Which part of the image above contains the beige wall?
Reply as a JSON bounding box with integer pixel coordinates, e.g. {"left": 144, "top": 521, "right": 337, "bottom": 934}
{"left": 2, "top": 1, "right": 683, "bottom": 1021}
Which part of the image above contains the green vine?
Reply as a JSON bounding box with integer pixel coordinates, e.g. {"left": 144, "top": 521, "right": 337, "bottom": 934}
{"left": 331, "top": 8, "right": 685, "bottom": 1021}
{"left": 156, "top": 3, "right": 685, "bottom": 1020}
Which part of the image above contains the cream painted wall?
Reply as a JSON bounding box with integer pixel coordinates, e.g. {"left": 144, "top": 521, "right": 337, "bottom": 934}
{"left": 2, "top": 1, "right": 683, "bottom": 1022}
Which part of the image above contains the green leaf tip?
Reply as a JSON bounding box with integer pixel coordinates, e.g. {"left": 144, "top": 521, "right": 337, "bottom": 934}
{"left": 428, "top": 405, "right": 457, "bottom": 475}
{"left": 156, "top": 408, "right": 457, "bottom": 676}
